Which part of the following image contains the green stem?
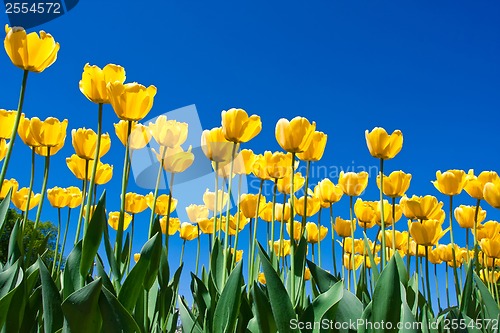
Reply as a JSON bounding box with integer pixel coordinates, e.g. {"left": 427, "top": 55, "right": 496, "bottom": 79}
{"left": 195, "top": 225, "right": 201, "bottom": 276}
{"left": 165, "top": 173, "right": 175, "bottom": 259}
{"left": 57, "top": 208, "right": 71, "bottom": 272}
{"left": 180, "top": 240, "right": 186, "bottom": 265}
{"left": 279, "top": 195, "right": 287, "bottom": 273}
{"left": 434, "top": 263, "right": 441, "bottom": 311}
{"left": 127, "top": 215, "right": 135, "bottom": 274}
{"left": 300, "top": 161, "right": 311, "bottom": 236}
{"left": 34, "top": 148, "right": 50, "bottom": 229}
{"left": 231, "top": 175, "right": 243, "bottom": 270}
{"left": 317, "top": 207, "right": 322, "bottom": 266}
{"left": 0, "top": 70, "right": 28, "bottom": 186}
{"left": 74, "top": 161, "right": 88, "bottom": 245}
{"left": 311, "top": 243, "right": 315, "bottom": 263}
{"left": 342, "top": 237, "right": 345, "bottom": 283}
{"left": 270, "top": 178, "right": 277, "bottom": 257}
{"left": 391, "top": 197, "right": 396, "bottom": 254}
{"left": 425, "top": 246, "right": 432, "bottom": 313}
{"left": 289, "top": 153, "right": 296, "bottom": 303}
{"left": 52, "top": 207, "right": 62, "bottom": 275}
{"left": 379, "top": 159, "right": 386, "bottom": 268}
{"left": 349, "top": 196, "right": 357, "bottom": 291}
{"left": 249, "top": 179, "right": 264, "bottom": 284}
{"left": 221, "top": 143, "right": 237, "bottom": 286}
{"left": 212, "top": 161, "right": 219, "bottom": 249}
{"left": 148, "top": 147, "right": 167, "bottom": 238}
{"left": 330, "top": 204, "right": 337, "bottom": 275}
{"left": 22, "top": 149, "right": 36, "bottom": 232}
{"left": 445, "top": 264, "right": 450, "bottom": 308}
{"left": 473, "top": 199, "right": 481, "bottom": 275}
{"left": 448, "top": 195, "right": 461, "bottom": 305}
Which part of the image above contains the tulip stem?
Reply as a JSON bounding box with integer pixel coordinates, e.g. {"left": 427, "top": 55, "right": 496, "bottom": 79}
{"left": 301, "top": 161, "right": 311, "bottom": 237}
{"left": 379, "top": 159, "right": 386, "bottom": 269}
{"left": 445, "top": 264, "right": 450, "bottom": 308}
{"left": 317, "top": 207, "right": 322, "bottom": 267}
{"left": 180, "top": 240, "right": 186, "bottom": 265}
{"left": 83, "top": 103, "right": 103, "bottom": 235}
{"left": 212, "top": 161, "right": 219, "bottom": 249}
{"left": 0, "top": 70, "right": 28, "bottom": 187}
{"left": 34, "top": 148, "right": 50, "bottom": 229}
{"left": 289, "top": 153, "right": 297, "bottom": 304}
{"left": 74, "top": 161, "right": 89, "bottom": 245}
{"left": 424, "top": 246, "right": 433, "bottom": 313}
{"left": 148, "top": 147, "right": 167, "bottom": 238}
{"left": 195, "top": 225, "right": 201, "bottom": 276}
{"left": 279, "top": 195, "right": 287, "bottom": 272}
{"left": 165, "top": 173, "right": 175, "bottom": 258}
{"left": 248, "top": 179, "right": 264, "bottom": 286}
{"left": 270, "top": 178, "right": 278, "bottom": 257}
{"left": 58, "top": 208, "right": 71, "bottom": 272}
{"left": 391, "top": 197, "right": 396, "bottom": 254}
{"left": 222, "top": 143, "right": 237, "bottom": 287}
{"left": 127, "top": 215, "right": 135, "bottom": 274}
{"left": 330, "top": 205, "right": 337, "bottom": 276}
{"left": 231, "top": 175, "right": 243, "bottom": 270}
{"left": 434, "top": 263, "right": 441, "bottom": 311}
{"left": 342, "top": 237, "right": 345, "bottom": 283}
{"left": 448, "top": 195, "right": 461, "bottom": 305}
{"left": 311, "top": 243, "right": 315, "bottom": 263}
{"left": 349, "top": 196, "right": 357, "bottom": 291}
{"left": 22, "top": 149, "right": 36, "bottom": 233}
{"left": 52, "top": 207, "right": 62, "bottom": 275}
{"left": 473, "top": 199, "right": 481, "bottom": 275}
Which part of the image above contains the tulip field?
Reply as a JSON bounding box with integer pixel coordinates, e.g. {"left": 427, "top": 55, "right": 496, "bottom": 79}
{"left": 1, "top": 25, "right": 500, "bottom": 333}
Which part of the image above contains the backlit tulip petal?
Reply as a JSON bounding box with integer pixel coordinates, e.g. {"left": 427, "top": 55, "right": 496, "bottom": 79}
{"left": 365, "top": 127, "right": 403, "bottom": 160}
{"left": 221, "top": 108, "right": 262, "bottom": 143}
{"left": 432, "top": 170, "right": 467, "bottom": 196}
{"left": 297, "top": 131, "right": 327, "bottom": 161}
{"left": 275, "top": 117, "right": 316, "bottom": 153}
{"left": 107, "top": 82, "right": 157, "bottom": 121}
{"left": 0, "top": 110, "right": 17, "bottom": 139}
{"left": 149, "top": 115, "right": 188, "bottom": 148}
{"left": 376, "top": 171, "right": 412, "bottom": 198}
{"left": 79, "top": 63, "right": 126, "bottom": 104}
{"left": 338, "top": 171, "right": 369, "bottom": 197}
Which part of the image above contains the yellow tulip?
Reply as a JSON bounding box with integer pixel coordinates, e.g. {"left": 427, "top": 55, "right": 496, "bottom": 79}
{"left": 179, "top": 222, "right": 199, "bottom": 241}
{"left": 66, "top": 186, "right": 83, "bottom": 209}
{"left": 399, "top": 195, "right": 444, "bottom": 221}
{"left": 203, "top": 189, "right": 228, "bottom": 212}
{"left": 286, "top": 220, "right": 304, "bottom": 240}
{"left": 239, "top": 193, "right": 266, "bottom": 218}
{"left": 428, "top": 248, "right": 443, "bottom": 264}
{"left": 0, "top": 140, "right": 8, "bottom": 161}
{"left": 185, "top": 204, "right": 210, "bottom": 223}
{"left": 201, "top": 127, "right": 235, "bottom": 163}
{"left": 12, "top": 187, "right": 40, "bottom": 211}
{"left": 83, "top": 205, "right": 99, "bottom": 221}
{"left": 107, "top": 82, "right": 157, "bottom": 121}
{"left": 275, "top": 202, "right": 291, "bottom": 222}
{"left": 338, "top": 171, "right": 369, "bottom": 197}
{"left": 354, "top": 199, "right": 377, "bottom": 229}
{"left": 334, "top": 217, "right": 355, "bottom": 238}
{"left": 304, "top": 267, "right": 312, "bottom": 281}
{"left": 341, "top": 237, "right": 365, "bottom": 254}
{"left": 230, "top": 248, "right": 244, "bottom": 262}
{"left": 0, "top": 110, "right": 17, "bottom": 139}
{"left": 4, "top": 25, "right": 59, "bottom": 72}
{"left": 71, "top": 128, "right": 111, "bottom": 160}
{"left": 229, "top": 212, "right": 250, "bottom": 231}
{"left": 0, "top": 178, "right": 18, "bottom": 199}
{"left": 145, "top": 193, "right": 178, "bottom": 215}
{"left": 108, "top": 211, "right": 133, "bottom": 231}
{"left": 376, "top": 171, "right": 412, "bottom": 198}
{"left": 79, "top": 63, "right": 126, "bottom": 104}
{"left": 464, "top": 170, "right": 499, "bottom": 200}
{"left": 34, "top": 138, "right": 65, "bottom": 156}
{"left": 406, "top": 240, "right": 427, "bottom": 257}
{"left": 294, "top": 195, "right": 321, "bottom": 217}
{"left": 479, "top": 269, "right": 500, "bottom": 284}
{"left": 47, "top": 187, "right": 70, "bottom": 208}
{"left": 114, "top": 120, "right": 152, "bottom": 149}
{"left": 277, "top": 172, "right": 305, "bottom": 195}
{"left": 259, "top": 202, "right": 275, "bottom": 222}
{"left": 365, "top": 127, "right": 403, "bottom": 160}
{"left": 124, "top": 193, "right": 148, "bottom": 214}
{"left": 305, "top": 222, "right": 328, "bottom": 243}
{"left": 483, "top": 180, "right": 500, "bottom": 209}
{"left": 221, "top": 108, "right": 262, "bottom": 143}
{"left": 476, "top": 221, "right": 500, "bottom": 241}
{"left": 379, "top": 230, "right": 408, "bottom": 250}
{"left": 409, "top": 219, "right": 448, "bottom": 246}
{"left": 197, "top": 217, "right": 221, "bottom": 234}
{"left": 275, "top": 116, "right": 316, "bottom": 153}
{"left": 264, "top": 151, "right": 292, "bottom": 179}
{"left": 375, "top": 200, "right": 403, "bottom": 226}
{"left": 258, "top": 272, "right": 266, "bottom": 284}
{"left": 232, "top": 149, "right": 255, "bottom": 175}
{"left": 297, "top": 131, "right": 327, "bottom": 161}
{"left": 251, "top": 154, "right": 271, "bottom": 181}
{"left": 343, "top": 254, "right": 364, "bottom": 270}
{"left": 66, "top": 154, "right": 88, "bottom": 180}
{"left": 480, "top": 238, "right": 500, "bottom": 259}
{"left": 313, "top": 178, "right": 343, "bottom": 205}
{"left": 148, "top": 116, "right": 188, "bottom": 148}
{"left": 17, "top": 115, "right": 40, "bottom": 147}
{"left": 454, "top": 205, "right": 486, "bottom": 229}
{"left": 134, "top": 253, "right": 141, "bottom": 263}
{"left": 160, "top": 216, "right": 181, "bottom": 235}
{"left": 95, "top": 162, "right": 113, "bottom": 185}
{"left": 270, "top": 239, "right": 291, "bottom": 257}
{"left": 435, "top": 244, "right": 456, "bottom": 263}
{"left": 153, "top": 145, "right": 194, "bottom": 173}
{"left": 431, "top": 170, "right": 467, "bottom": 196}
{"left": 29, "top": 117, "right": 67, "bottom": 147}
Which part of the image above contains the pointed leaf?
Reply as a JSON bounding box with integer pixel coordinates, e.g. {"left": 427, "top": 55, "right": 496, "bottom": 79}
{"left": 213, "top": 261, "right": 243, "bottom": 333}
{"left": 39, "top": 258, "right": 64, "bottom": 333}
{"left": 80, "top": 192, "right": 107, "bottom": 277}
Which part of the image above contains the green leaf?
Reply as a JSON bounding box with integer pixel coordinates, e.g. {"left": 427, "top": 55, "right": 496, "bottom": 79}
{"left": 143, "top": 231, "right": 163, "bottom": 291}
{"left": 62, "top": 278, "right": 102, "bottom": 333}
{"left": 473, "top": 272, "right": 500, "bottom": 320}
{"left": 190, "top": 272, "right": 211, "bottom": 327}
{"left": 306, "top": 259, "right": 339, "bottom": 293}
{"left": 257, "top": 242, "right": 299, "bottom": 333}
{"left": 118, "top": 232, "right": 161, "bottom": 311}
{"left": 0, "top": 261, "right": 22, "bottom": 328}
{"left": 460, "top": 263, "right": 474, "bottom": 316}
{"left": 293, "top": 236, "right": 308, "bottom": 305}
{"left": 210, "top": 238, "right": 225, "bottom": 294}
{"left": 8, "top": 219, "right": 23, "bottom": 265}
{"left": 213, "top": 261, "right": 243, "bottom": 333}
{"left": 0, "top": 189, "right": 12, "bottom": 235}
{"left": 39, "top": 258, "right": 64, "bottom": 333}
{"left": 362, "top": 232, "right": 380, "bottom": 283}
{"left": 178, "top": 296, "right": 204, "bottom": 333}
{"left": 251, "top": 282, "right": 277, "bottom": 333}
{"left": 371, "top": 256, "right": 401, "bottom": 333}
{"left": 299, "top": 280, "right": 343, "bottom": 333}
{"left": 63, "top": 240, "right": 83, "bottom": 299}
{"left": 95, "top": 254, "right": 116, "bottom": 296}
{"left": 103, "top": 216, "right": 119, "bottom": 279}
{"left": 80, "top": 191, "right": 107, "bottom": 277}
{"left": 99, "top": 285, "right": 142, "bottom": 333}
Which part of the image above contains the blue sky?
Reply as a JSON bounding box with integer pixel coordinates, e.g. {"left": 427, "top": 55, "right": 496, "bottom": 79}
{"left": 1, "top": 0, "right": 499, "bottom": 302}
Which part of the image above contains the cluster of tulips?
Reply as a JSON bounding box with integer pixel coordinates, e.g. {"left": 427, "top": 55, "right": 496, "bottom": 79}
{"left": 1, "top": 24, "right": 500, "bottom": 327}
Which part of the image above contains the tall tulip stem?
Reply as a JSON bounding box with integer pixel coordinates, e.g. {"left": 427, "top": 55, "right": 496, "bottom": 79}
{"left": 270, "top": 179, "right": 278, "bottom": 257}
{"left": 279, "top": 194, "right": 287, "bottom": 272}
{"left": 424, "top": 246, "right": 432, "bottom": 313}
{"left": 222, "top": 143, "right": 237, "bottom": 287}
{"left": 330, "top": 204, "right": 337, "bottom": 275}
{"left": 301, "top": 160, "right": 311, "bottom": 234}
{"left": 473, "top": 199, "right": 481, "bottom": 275}
{"left": 34, "top": 148, "right": 50, "bottom": 229}
{"left": 391, "top": 197, "right": 396, "bottom": 253}
{"left": 165, "top": 173, "right": 175, "bottom": 258}
{"left": 248, "top": 179, "right": 264, "bottom": 285}
{"left": 349, "top": 196, "right": 357, "bottom": 291}
{"left": 58, "top": 208, "right": 71, "bottom": 272}
{"left": 317, "top": 207, "right": 322, "bottom": 266}
{"left": 289, "top": 153, "right": 296, "bottom": 303}
{"left": 195, "top": 225, "right": 201, "bottom": 276}
{"left": 148, "top": 147, "right": 167, "bottom": 238}
{"left": 52, "top": 207, "right": 62, "bottom": 275}
{"left": 22, "top": 149, "right": 36, "bottom": 232}
{"left": 74, "top": 161, "right": 89, "bottom": 244}
{"left": 379, "top": 159, "right": 386, "bottom": 268}
{"left": 448, "top": 195, "right": 461, "bottom": 305}
{"left": 231, "top": 174, "right": 243, "bottom": 270}
{"left": 212, "top": 161, "right": 219, "bottom": 249}
{"left": 0, "top": 70, "right": 29, "bottom": 187}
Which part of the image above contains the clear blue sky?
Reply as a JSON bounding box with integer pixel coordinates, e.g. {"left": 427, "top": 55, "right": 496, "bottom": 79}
{"left": 1, "top": 0, "right": 499, "bottom": 302}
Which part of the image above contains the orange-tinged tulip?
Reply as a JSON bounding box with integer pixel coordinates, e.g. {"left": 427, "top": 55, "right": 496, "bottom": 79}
{"left": 409, "top": 219, "right": 448, "bottom": 246}
{"left": 275, "top": 116, "right": 316, "bottom": 153}
{"left": 0, "top": 178, "right": 18, "bottom": 199}
{"left": 29, "top": 117, "right": 67, "bottom": 148}
{"left": 71, "top": 128, "right": 111, "bottom": 160}
{"left": 4, "top": 25, "right": 59, "bottom": 72}
{"left": 201, "top": 127, "right": 235, "bottom": 163}
{"left": 432, "top": 169, "right": 467, "bottom": 196}
{"left": 148, "top": 116, "right": 188, "bottom": 148}
{"left": 399, "top": 195, "right": 444, "bottom": 221}
{"left": 258, "top": 272, "right": 266, "bottom": 284}
{"left": 297, "top": 131, "right": 327, "bottom": 161}
{"left": 294, "top": 195, "right": 321, "bottom": 217}
{"left": 286, "top": 220, "right": 304, "bottom": 240}
{"left": 476, "top": 221, "right": 500, "bottom": 241}
{"left": 0, "top": 110, "right": 17, "bottom": 139}
{"left": 313, "top": 178, "right": 343, "bottom": 205}
{"left": 203, "top": 189, "right": 229, "bottom": 212}
{"left": 354, "top": 199, "right": 377, "bottom": 229}
{"left": 107, "top": 82, "right": 157, "bottom": 121}
{"left": 343, "top": 254, "right": 364, "bottom": 270}
{"left": 483, "top": 181, "right": 500, "bottom": 209}
{"left": 160, "top": 216, "right": 181, "bottom": 235}
{"left": 335, "top": 217, "right": 355, "bottom": 238}
{"left": 454, "top": 205, "right": 486, "bottom": 229}
{"left": 108, "top": 211, "right": 133, "bottom": 231}
{"left": 221, "top": 108, "right": 262, "bottom": 143}
{"left": 179, "top": 222, "right": 199, "bottom": 241}
{"left": 365, "top": 127, "right": 403, "bottom": 160}
{"left": 305, "top": 222, "right": 328, "bottom": 243}
{"left": 185, "top": 204, "right": 209, "bottom": 223}
{"left": 114, "top": 120, "right": 152, "bottom": 149}
{"left": 376, "top": 171, "right": 412, "bottom": 198}
{"left": 264, "top": 151, "right": 292, "bottom": 179}
{"left": 124, "top": 193, "right": 148, "bottom": 214}
{"left": 480, "top": 238, "right": 500, "bottom": 259}
{"left": 239, "top": 193, "right": 266, "bottom": 218}
{"left": 47, "top": 187, "right": 70, "bottom": 208}
{"left": 17, "top": 115, "right": 41, "bottom": 147}
{"left": 95, "top": 162, "right": 113, "bottom": 185}
{"left": 277, "top": 172, "right": 305, "bottom": 195}
{"left": 145, "top": 193, "right": 178, "bottom": 215}
{"left": 153, "top": 145, "right": 194, "bottom": 173}
{"left": 66, "top": 186, "right": 83, "bottom": 209}
{"left": 197, "top": 217, "right": 221, "bottom": 234}
{"left": 464, "top": 170, "right": 500, "bottom": 200}
{"left": 12, "top": 187, "right": 40, "bottom": 211}
{"left": 338, "top": 171, "right": 369, "bottom": 197}
{"left": 79, "top": 63, "right": 126, "bottom": 104}
{"left": 0, "top": 139, "right": 7, "bottom": 161}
